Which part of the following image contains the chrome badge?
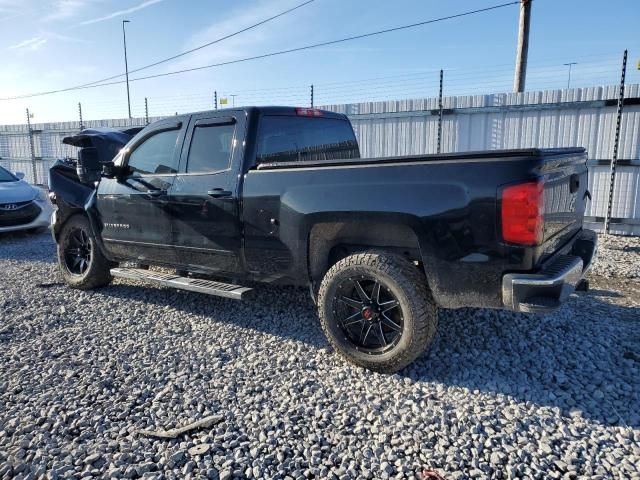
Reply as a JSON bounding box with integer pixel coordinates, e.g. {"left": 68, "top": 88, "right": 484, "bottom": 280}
{"left": 104, "top": 223, "right": 130, "bottom": 229}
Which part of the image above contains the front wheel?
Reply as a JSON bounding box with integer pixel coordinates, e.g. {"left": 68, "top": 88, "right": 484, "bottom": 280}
{"left": 57, "top": 214, "right": 113, "bottom": 289}
{"left": 318, "top": 251, "right": 438, "bottom": 373}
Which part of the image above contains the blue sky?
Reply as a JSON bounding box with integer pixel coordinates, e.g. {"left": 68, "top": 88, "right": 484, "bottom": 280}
{"left": 1, "top": 0, "right": 639, "bottom": 124}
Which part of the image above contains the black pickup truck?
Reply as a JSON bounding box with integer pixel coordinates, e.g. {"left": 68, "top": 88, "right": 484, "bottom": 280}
{"left": 49, "top": 106, "right": 597, "bottom": 373}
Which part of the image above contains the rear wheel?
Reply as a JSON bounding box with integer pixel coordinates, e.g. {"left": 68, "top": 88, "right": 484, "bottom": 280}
{"left": 318, "top": 251, "right": 438, "bottom": 373}
{"left": 57, "top": 215, "right": 113, "bottom": 289}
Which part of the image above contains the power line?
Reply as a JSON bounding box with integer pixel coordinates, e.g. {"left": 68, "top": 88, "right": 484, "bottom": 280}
{"left": 117, "top": 2, "right": 523, "bottom": 84}
{"left": 213, "top": 52, "right": 624, "bottom": 93}
{"left": 1, "top": 1, "right": 520, "bottom": 101}
{"left": 0, "top": 0, "right": 315, "bottom": 101}
{"left": 128, "top": 57, "right": 627, "bottom": 109}
{"left": 143, "top": 62, "right": 624, "bottom": 101}
{"left": 76, "top": 0, "right": 316, "bottom": 89}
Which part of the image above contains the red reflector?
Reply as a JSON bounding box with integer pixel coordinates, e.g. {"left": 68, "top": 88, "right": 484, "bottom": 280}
{"left": 501, "top": 181, "right": 544, "bottom": 245}
{"left": 295, "top": 107, "right": 323, "bottom": 117}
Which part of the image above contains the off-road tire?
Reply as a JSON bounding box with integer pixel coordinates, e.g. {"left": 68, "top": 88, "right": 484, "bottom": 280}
{"left": 318, "top": 251, "right": 438, "bottom": 373}
{"left": 57, "top": 214, "right": 113, "bottom": 290}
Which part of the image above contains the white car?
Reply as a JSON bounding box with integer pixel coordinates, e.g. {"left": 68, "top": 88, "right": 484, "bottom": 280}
{"left": 0, "top": 166, "right": 53, "bottom": 233}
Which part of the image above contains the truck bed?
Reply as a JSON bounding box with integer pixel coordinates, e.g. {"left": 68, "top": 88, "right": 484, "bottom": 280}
{"left": 244, "top": 146, "right": 589, "bottom": 309}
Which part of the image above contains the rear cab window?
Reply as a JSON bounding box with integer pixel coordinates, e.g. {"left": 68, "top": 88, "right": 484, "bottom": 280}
{"left": 256, "top": 115, "right": 360, "bottom": 164}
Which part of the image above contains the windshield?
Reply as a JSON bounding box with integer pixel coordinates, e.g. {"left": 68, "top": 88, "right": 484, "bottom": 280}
{"left": 0, "top": 166, "right": 18, "bottom": 182}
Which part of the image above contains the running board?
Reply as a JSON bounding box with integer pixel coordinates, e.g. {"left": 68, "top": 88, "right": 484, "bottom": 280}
{"left": 110, "top": 267, "right": 252, "bottom": 300}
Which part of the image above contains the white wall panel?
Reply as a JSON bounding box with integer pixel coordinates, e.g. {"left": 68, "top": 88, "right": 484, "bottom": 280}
{"left": 1, "top": 85, "right": 639, "bottom": 234}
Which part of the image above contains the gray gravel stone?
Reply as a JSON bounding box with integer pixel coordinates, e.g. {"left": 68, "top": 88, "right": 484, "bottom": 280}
{"left": 0, "top": 231, "right": 638, "bottom": 480}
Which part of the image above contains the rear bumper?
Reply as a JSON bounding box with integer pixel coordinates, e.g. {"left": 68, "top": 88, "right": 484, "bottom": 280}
{"left": 502, "top": 229, "right": 597, "bottom": 313}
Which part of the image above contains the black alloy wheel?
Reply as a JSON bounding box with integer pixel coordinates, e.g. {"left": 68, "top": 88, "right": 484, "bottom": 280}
{"left": 333, "top": 276, "right": 404, "bottom": 354}
{"left": 64, "top": 227, "right": 92, "bottom": 275}
{"left": 318, "top": 251, "right": 438, "bottom": 373}
{"left": 57, "top": 214, "right": 113, "bottom": 289}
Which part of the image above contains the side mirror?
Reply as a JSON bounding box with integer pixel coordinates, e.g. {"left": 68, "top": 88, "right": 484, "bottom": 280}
{"left": 102, "top": 161, "right": 115, "bottom": 178}
{"left": 15, "top": 171, "right": 25, "bottom": 180}
{"left": 77, "top": 147, "right": 102, "bottom": 184}
{"left": 102, "top": 161, "right": 129, "bottom": 179}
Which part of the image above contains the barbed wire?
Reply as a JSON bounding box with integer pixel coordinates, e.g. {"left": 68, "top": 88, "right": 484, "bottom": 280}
{"left": 4, "top": 49, "right": 636, "bottom": 124}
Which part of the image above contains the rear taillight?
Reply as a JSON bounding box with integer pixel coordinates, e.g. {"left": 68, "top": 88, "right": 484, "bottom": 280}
{"left": 295, "top": 107, "right": 323, "bottom": 117}
{"left": 501, "top": 181, "right": 544, "bottom": 245}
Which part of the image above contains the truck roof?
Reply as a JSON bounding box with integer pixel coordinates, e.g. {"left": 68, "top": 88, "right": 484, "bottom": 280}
{"left": 172, "top": 106, "right": 350, "bottom": 121}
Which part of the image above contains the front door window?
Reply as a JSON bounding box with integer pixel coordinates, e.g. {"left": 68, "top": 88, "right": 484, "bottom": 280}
{"left": 128, "top": 129, "right": 180, "bottom": 176}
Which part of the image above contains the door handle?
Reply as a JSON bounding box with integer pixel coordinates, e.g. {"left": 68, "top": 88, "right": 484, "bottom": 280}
{"left": 146, "top": 189, "right": 166, "bottom": 197}
{"left": 207, "top": 188, "right": 232, "bottom": 198}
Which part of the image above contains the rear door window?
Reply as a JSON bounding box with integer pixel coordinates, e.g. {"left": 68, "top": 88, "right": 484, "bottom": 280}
{"left": 186, "top": 123, "right": 235, "bottom": 174}
{"left": 256, "top": 116, "right": 359, "bottom": 163}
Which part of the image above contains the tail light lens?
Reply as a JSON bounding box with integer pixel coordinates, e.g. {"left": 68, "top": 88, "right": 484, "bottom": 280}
{"left": 501, "top": 181, "right": 544, "bottom": 245}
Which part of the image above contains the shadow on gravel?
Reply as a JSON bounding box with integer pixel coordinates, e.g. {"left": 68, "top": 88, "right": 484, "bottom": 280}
{"left": 96, "top": 277, "right": 640, "bottom": 428}
{"left": 587, "top": 289, "right": 623, "bottom": 298}
{"left": 96, "top": 282, "right": 327, "bottom": 348}
{"left": 404, "top": 290, "right": 640, "bottom": 428}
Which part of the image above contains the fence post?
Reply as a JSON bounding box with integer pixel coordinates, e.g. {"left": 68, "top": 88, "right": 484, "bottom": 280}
{"left": 437, "top": 69, "right": 444, "bottom": 154}
{"left": 310, "top": 84, "right": 314, "bottom": 108}
{"left": 144, "top": 97, "right": 149, "bottom": 125}
{"left": 78, "top": 102, "right": 84, "bottom": 130}
{"left": 26, "top": 108, "right": 38, "bottom": 185}
{"left": 604, "top": 49, "right": 627, "bottom": 234}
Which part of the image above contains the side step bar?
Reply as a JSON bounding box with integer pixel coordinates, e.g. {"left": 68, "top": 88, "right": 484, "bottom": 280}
{"left": 110, "top": 267, "right": 253, "bottom": 300}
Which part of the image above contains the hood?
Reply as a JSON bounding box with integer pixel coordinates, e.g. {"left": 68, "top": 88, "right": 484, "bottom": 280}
{"left": 63, "top": 127, "right": 143, "bottom": 164}
{"left": 0, "top": 180, "right": 38, "bottom": 204}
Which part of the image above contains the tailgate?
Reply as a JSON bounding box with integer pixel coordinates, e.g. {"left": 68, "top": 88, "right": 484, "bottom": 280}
{"left": 540, "top": 149, "right": 588, "bottom": 251}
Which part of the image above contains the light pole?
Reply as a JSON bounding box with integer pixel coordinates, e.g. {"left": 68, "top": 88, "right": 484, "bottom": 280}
{"left": 564, "top": 62, "right": 577, "bottom": 89}
{"left": 230, "top": 94, "right": 237, "bottom": 107}
{"left": 122, "top": 19, "right": 132, "bottom": 119}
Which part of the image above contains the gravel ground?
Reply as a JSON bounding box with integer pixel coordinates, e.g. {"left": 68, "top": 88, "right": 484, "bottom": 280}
{"left": 1, "top": 232, "right": 639, "bottom": 480}
{"left": 591, "top": 234, "right": 640, "bottom": 279}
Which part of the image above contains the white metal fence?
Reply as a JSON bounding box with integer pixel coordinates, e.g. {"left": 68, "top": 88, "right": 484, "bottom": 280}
{"left": 1, "top": 84, "right": 639, "bottom": 235}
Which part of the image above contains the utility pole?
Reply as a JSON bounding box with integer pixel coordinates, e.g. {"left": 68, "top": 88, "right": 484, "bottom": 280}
{"left": 564, "top": 62, "right": 577, "bottom": 89}
{"left": 214, "top": 91, "right": 218, "bottom": 110}
{"left": 144, "top": 97, "right": 149, "bottom": 125}
{"left": 122, "top": 20, "right": 132, "bottom": 119}
{"left": 310, "top": 84, "right": 314, "bottom": 108}
{"left": 513, "top": 0, "right": 532, "bottom": 93}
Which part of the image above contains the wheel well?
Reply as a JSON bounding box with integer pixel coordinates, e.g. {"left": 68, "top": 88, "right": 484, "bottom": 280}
{"left": 308, "top": 221, "right": 422, "bottom": 283}
{"left": 52, "top": 201, "right": 84, "bottom": 242}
